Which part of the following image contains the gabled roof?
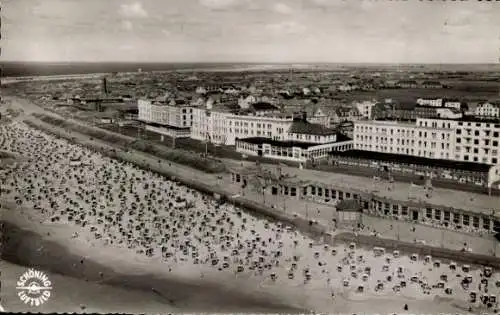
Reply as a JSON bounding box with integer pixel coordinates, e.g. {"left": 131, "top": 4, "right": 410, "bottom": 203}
{"left": 288, "top": 120, "right": 337, "bottom": 136}
{"left": 251, "top": 102, "right": 279, "bottom": 111}
{"left": 443, "top": 98, "right": 461, "bottom": 103}
{"left": 336, "top": 199, "right": 363, "bottom": 212}
{"left": 236, "top": 137, "right": 323, "bottom": 149}
{"left": 394, "top": 101, "right": 416, "bottom": 110}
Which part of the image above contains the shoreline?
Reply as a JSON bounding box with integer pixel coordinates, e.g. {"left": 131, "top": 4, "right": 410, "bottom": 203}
{"left": 0, "top": 210, "right": 308, "bottom": 313}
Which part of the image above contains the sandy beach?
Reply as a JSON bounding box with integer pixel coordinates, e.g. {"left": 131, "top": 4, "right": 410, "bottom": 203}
{"left": 0, "top": 260, "right": 176, "bottom": 314}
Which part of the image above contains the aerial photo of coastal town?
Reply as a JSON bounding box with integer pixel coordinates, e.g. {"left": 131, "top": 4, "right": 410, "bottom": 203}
{"left": 1, "top": 0, "right": 500, "bottom": 314}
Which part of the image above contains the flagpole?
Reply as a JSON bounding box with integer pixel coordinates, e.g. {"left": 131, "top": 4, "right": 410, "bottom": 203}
{"left": 205, "top": 134, "right": 209, "bottom": 157}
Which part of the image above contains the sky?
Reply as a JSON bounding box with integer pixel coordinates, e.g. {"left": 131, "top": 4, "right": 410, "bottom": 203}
{"left": 2, "top": 0, "right": 500, "bottom": 63}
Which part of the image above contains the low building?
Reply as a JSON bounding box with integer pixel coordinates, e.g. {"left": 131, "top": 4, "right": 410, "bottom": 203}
{"left": 442, "top": 98, "right": 462, "bottom": 110}
{"left": 475, "top": 102, "right": 500, "bottom": 119}
{"left": 353, "top": 100, "right": 377, "bottom": 120}
{"left": 396, "top": 80, "right": 418, "bottom": 89}
{"left": 417, "top": 98, "right": 443, "bottom": 107}
{"left": 329, "top": 149, "right": 500, "bottom": 190}
{"left": 229, "top": 164, "right": 500, "bottom": 235}
{"left": 421, "top": 81, "right": 443, "bottom": 89}
{"left": 436, "top": 107, "right": 463, "bottom": 119}
{"left": 331, "top": 107, "right": 363, "bottom": 124}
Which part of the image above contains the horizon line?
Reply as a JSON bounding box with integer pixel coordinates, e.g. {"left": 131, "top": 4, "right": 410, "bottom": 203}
{"left": 2, "top": 61, "right": 499, "bottom": 65}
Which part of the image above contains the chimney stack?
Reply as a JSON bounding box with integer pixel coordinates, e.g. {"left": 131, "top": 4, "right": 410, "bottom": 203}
{"left": 103, "top": 77, "right": 108, "bottom": 95}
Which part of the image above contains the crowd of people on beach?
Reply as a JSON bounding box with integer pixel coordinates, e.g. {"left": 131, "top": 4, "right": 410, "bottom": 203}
{"left": 1, "top": 120, "right": 499, "bottom": 313}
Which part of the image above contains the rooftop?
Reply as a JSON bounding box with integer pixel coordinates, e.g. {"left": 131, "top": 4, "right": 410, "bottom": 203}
{"left": 138, "top": 120, "right": 190, "bottom": 130}
{"left": 329, "top": 150, "right": 493, "bottom": 173}
{"left": 336, "top": 199, "right": 363, "bottom": 212}
{"left": 236, "top": 137, "right": 334, "bottom": 149}
{"left": 251, "top": 102, "right": 279, "bottom": 111}
{"left": 289, "top": 120, "right": 337, "bottom": 136}
{"left": 432, "top": 116, "right": 500, "bottom": 125}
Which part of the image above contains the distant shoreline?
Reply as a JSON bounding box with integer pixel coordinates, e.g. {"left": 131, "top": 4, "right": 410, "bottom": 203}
{"left": 1, "top": 61, "right": 499, "bottom": 80}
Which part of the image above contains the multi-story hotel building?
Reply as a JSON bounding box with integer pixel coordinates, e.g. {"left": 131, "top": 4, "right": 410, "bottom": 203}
{"left": 137, "top": 98, "right": 193, "bottom": 138}
{"left": 354, "top": 117, "right": 500, "bottom": 165}
{"left": 191, "top": 104, "right": 353, "bottom": 162}
{"left": 191, "top": 102, "right": 293, "bottom": 146}
{"left": 235, "top": 114, "right": 353, "bottom": 163}
{"left": 354, "top": 119, "right": 454, "bottom": 160}
{"left": 191, "top": 106, "right": 232, "bottom": 144}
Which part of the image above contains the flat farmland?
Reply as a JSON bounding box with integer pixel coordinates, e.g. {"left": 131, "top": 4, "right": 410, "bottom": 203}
{"left": 343, "top": 86, "right": 499, "bottom": 103}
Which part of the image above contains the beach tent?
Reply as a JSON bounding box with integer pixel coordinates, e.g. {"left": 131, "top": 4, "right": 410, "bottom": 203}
{"left": 336, "top": 200, "right": 363, "bottom": 227}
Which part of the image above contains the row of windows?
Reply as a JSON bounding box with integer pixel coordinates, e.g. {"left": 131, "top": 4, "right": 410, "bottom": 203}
{"left": 456, "top": 138, "right": 499, "bottom": 147}
{"left": 233, "top": 128, "right": 272, "bottom": 137}
{"left": 371, "top": 202, "right": 497, "bottom": 231}
{"left": 459, "top": 155, "right": 498, "bottom": 164}
{"left": 418, "top": 120, "right": 453, "bottom": 129}
{"left": 356, "top": 136, "right": 450, "bottom": 150}
{"left": 456, "top": 129, "right": 499, "bottom": 137}
{"left": 308, "top": 186, "right": 359, "bottom": 201}
{"left": 458, "top": 122, "right": 500, "bottom": 128}
{"left": 232, "top": 121, "right": 273, "bottom": 128}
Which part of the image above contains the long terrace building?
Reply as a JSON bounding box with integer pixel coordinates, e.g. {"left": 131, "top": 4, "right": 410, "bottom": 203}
{"left": 354, "top": 117, "right": 500, "bottom": 165}
{"left": 229, "top": 164, "right": 500, "bottom": 235}
{"left": 352, "top": 117, "right": 500, "bottom": 190}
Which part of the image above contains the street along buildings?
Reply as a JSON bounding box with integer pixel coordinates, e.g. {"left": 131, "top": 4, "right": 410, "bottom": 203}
{"left": 228, "top": 164, "right": 500, "bottom": 235}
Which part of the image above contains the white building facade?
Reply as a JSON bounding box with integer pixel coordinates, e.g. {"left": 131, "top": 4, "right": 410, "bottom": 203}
{"left": 138, "top": 99, "right": 193, "bottom": 128}
{"left": 417, "top": 98, "right": 442, "bottom": 107}
{"left": 226, "top": 113, "right": 294, "bottom": 145}
{"left": 475, "top": 102, "right": 500, "bottom": 118}
{"left": 354, "top": 118, "right": 500, "bottom": 165}
{"left": 235, "top": 138, "right": 353, "bottom": 163}
{"left": 353, "top": 100, "right": 377, "bottom": 120}
{"left": 190, "top": 107, "right": 231, "bottom": 144}
{"left": 191, "top": 108, "right": 295, "bottom": 146}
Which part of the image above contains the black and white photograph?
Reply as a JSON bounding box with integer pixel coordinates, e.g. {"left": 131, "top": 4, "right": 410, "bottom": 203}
{"left": 1, "top": 0, "right": 500, "bottom": 314}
